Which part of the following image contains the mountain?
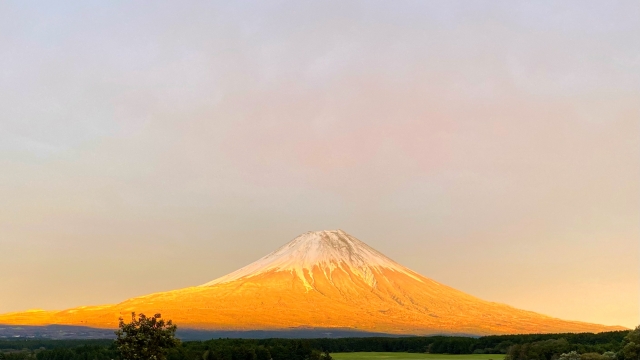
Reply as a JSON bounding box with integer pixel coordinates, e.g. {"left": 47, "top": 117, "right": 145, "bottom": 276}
{"left": 0, "top": 230, "right": 626, "bottom": 335}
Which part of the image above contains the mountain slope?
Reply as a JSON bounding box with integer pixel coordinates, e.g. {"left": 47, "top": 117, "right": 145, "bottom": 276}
{"left": 0, "top": 230, "right": 626, "bottom": 335}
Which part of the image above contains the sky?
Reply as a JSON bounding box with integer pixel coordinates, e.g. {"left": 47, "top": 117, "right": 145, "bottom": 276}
{"left": 0, "top": 1, "right": 638, "bottom": 329}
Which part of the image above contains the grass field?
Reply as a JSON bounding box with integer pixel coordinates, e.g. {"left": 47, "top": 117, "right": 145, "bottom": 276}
{"left": 332, "top": 353, "right": 505, "bottom": 360}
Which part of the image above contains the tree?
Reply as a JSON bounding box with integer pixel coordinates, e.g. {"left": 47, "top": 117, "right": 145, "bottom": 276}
{"left": 559, "top": 351, "right": 581, "bottom": 360}
{"left": 619, "top": 326, "right": 640, "bottom": 360}
{"left": 581, "top": 353, "right": 607, "bottom": 360}
{"left": 254, "top": 346, "right": 272, "bottom": 360}
{"left": 115, "top": 312, "right": 180, "bottom": 360}
{"left": 309, "top": 350, "right": 332, "bottom": 360}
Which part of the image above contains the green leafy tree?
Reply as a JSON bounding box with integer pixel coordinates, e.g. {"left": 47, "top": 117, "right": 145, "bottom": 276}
{"left": 559, "top": 351, "right": 581, "bottom": 360}
{"left": 619, "top": 326, "right": 640, "bottom": 360}
{"left": 254, "top": 346, "right": 272, "bottom": 360}
{"left": 581, "top": 353, "right": 607, "bottom": 360}
{"left": 309, "top": 350, "right": 332, "bottom": 360}
{"left": 603, "top": 352, "right": 617, "bottom": 360}
{"left": 115, "top": 312, "right": 180, "bottom": 360}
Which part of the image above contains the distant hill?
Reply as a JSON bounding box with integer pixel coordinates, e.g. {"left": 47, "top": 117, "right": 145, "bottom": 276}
{"left": 0, "top": 230, "right": 627, "bottom": 335}
{"left": 0, "top": 324, "right": 406, "bottom": 340}
{"left": 0, "top": 324, "right": 114, "bottom": 340}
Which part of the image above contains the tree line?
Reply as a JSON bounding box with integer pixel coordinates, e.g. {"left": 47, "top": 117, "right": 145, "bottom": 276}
{"left": 1, "top": 319, "right": 637, "bottom": 360}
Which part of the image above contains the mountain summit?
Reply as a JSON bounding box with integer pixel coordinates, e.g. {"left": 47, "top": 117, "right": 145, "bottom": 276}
{"left": 202, "top": 230, "right": 422, "bottom": 289}
{"left": 0, "top": 230, "right": 625, "bottom": 335}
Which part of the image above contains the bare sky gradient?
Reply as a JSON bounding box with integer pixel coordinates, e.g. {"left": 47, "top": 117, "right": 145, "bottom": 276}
{"left": 0, "top": 1, "right": 638, "bottom": 328}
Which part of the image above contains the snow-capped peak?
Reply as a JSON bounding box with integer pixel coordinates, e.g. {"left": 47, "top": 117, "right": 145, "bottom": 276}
{"left": 201, "top": 230, "right": 422, "bottom": 289}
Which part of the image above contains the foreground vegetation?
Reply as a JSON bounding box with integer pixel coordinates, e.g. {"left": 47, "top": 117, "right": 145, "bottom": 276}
{"left": 0, "top": 327, "right": 636, "bottom": 360}
{"left": 332, "top": 353, "right": 504, "bottom": 360}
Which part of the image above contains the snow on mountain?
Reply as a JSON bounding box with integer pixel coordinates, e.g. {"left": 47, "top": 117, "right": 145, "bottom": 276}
{"left": 200, "top": 230, "right": 423, "bottom": 289}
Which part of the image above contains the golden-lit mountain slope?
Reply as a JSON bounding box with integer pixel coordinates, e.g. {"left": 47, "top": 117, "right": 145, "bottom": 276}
{"left": 0, "top": 230, "right": 626, "bottom": 335}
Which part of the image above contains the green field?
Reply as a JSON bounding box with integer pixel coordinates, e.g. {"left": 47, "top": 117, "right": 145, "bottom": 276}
{"left": 332, "top": 353, "right": 505, "bottom": 360}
